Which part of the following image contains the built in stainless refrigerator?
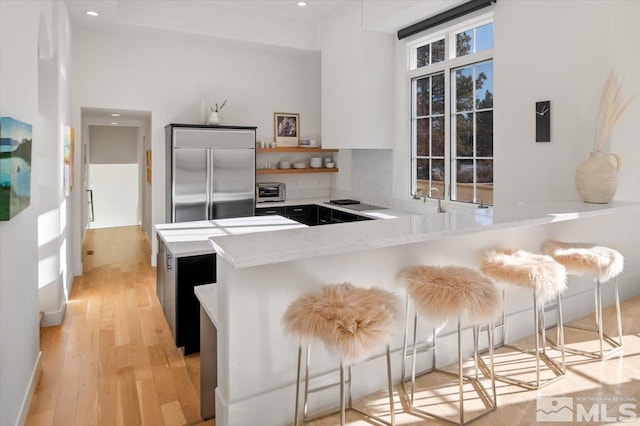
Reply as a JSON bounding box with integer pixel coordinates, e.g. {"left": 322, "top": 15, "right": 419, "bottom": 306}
{"left": 165, "top": 124, "right": 256, "bottom": 223}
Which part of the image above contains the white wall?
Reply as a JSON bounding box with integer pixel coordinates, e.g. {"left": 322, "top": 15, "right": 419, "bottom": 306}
{"left": 0, "top": 1, "right": 42, "bottom": 420}
{"left": 493, "top": 0, "right": 612, "bottom": 204}
{"left": 88, "top": 125, "right": 139, "bottom": 229}
{"left": 89, "top": 164, "right": 139, "bottom": 229}
{"left": 89, "top": 125, "right": 138, "bottom": 164}
{"left": 72, "top": 24, "right": 321, "bottom": 258}
{"left": 37, "top": 0, "right": 75, "bottom": 329}
{"left": 0, "top": 0, "right": 74, "bottom": 424}
{"left": 608, "top": 0, "right": 640, "bottom": 202}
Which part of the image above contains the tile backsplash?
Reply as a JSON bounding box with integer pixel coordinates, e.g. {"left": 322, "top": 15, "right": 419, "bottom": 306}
{"left": 350, "top": 149, "right": 393, "bottom": 205}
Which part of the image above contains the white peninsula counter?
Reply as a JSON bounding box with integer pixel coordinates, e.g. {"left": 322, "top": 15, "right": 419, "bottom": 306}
{"left": 203, "top": 201, "right": 640, "bottom": 425}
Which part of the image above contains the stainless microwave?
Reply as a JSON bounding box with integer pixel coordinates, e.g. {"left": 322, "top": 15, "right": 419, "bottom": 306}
{"left": 256, "top": 182, "right": 286, "bottom": 203}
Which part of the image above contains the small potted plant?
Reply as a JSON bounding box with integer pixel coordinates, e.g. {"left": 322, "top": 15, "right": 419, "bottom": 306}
{"left": 207, "top": 99, "right": 227, "bottom": 125}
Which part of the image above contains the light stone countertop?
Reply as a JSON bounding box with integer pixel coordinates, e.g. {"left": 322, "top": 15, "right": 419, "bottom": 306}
{"left": 156, "top": 198, "right": 406, "bottom": 257}
{"left": 194, "top": 284, "right": 218, "bottom": 326}
{"left": 210, "top": 200, "right": 640, "bottom": 269}
{"left": 155, "top": 215, "right": 306, "bottom": 257}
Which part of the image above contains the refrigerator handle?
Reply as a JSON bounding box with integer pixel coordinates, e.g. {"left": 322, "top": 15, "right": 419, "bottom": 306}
{"left": 206, "top": 149, "right": 212, "bottom": 220}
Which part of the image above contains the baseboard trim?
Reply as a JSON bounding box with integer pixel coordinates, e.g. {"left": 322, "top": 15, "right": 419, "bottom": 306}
{"left": 15, "top": 351, "right": 42, "bottom": 426}
{"left": 41, "top": 302, "right": 66, "bottom": 327}
{"left": 73, "top": 262, "right": 83, "bottom": 276}
{"left": 143, "top": 229, "right": 152, "bottom": 250}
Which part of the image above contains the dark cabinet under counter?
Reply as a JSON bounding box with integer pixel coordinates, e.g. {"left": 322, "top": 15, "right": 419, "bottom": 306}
{"left": 255, "top": 203, "right": 374, "bottom": 226}
{"left": 285, "top": 205, "right": 317, "bottom": 226}
{"left": 157, "top": 235, "right": 215, "bottom": 355}
{"left": 254, "top": 206, "right": 286, "bottom": 216}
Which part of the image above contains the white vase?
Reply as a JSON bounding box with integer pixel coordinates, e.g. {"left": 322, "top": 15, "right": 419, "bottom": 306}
{"left": 207, "top": 112, "right": 221, "bottom": 125}
{"left": 575, "top": 152, "right": 620, "bottom": 203}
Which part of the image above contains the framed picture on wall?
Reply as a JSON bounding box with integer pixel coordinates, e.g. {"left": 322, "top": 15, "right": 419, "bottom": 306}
{"left": 145, "top": 149, "right": 152, "bottom": 184}
{"left": 274, "top": 112, "right": 300, "bottom": 147}
{"left": 0, "top": 116, "right": 32, "bottom": 220}
{"left": 64, "top": 125, "right": 75, "bottom": 196}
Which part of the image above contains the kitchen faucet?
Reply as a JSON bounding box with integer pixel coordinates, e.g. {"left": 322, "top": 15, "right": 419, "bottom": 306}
{"left": 424, "top": 187, "right": 445, "bottom": 213}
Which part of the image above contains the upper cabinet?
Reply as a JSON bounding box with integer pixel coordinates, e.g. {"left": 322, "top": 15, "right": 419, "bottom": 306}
{"left": 320, "top": 2, "right": 394, "bottom": 149}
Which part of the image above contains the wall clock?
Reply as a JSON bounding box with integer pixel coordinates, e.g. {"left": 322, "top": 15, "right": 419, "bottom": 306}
{"left": 536, "top": 100, "right": 551, "bottom": 142}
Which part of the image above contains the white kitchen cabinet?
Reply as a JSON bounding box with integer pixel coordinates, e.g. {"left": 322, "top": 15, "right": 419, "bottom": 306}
{"left": 320, "top": 1, "right": 394, "bottom": 149}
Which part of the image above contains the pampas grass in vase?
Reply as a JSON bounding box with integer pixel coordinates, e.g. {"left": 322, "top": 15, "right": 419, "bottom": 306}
{"left": 575, "top": 70, "right": 634, "bottom": 204}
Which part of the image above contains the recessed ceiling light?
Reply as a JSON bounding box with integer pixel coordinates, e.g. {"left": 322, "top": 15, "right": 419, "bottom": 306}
{"left": 297, "top": 1, "right": 307, "bottom": 6}
{"left": 111, "top": 122, "right": 118, "bottom": 125}
{"left": 86, "top": 10, "right": 99, "bottom": 17}
{"left": 111, "top": 113, "right": 120, "bottom": 117}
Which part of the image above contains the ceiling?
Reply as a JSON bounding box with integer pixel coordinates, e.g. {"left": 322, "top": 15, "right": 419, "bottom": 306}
{"left": 82, "top": 107, "right": 151, "bottom": 128}
{"left": 66, "top": 0, "right": 349, "bottom": 28}
{"left": 209, "top": 1, "right": 349, "bottom": 21}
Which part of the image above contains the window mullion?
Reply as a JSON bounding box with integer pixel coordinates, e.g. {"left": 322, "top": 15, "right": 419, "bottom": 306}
{"left": 472, "top": 66, "right": 477, "bottom": 204}
{"left": 428, "top": 75, "right": 433, "bottom": 191}
{"left": 446, "top": 67, "right": 454, "bottom": 202}
{"left": 411, "top": 79, "right": 418, "bottom": 196}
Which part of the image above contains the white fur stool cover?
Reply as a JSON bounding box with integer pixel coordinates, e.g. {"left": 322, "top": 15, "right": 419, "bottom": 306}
{"left": 397, "top": 265, "right": 500, "bottom": 324}
{"left": 542, "top": 241, "right": 623, "bottom": 283}
{"left": 282, "top": 283, "right": 400, "bottom": 363}
{"left": 481, "top": 249, "right": 567, "bottom": 300}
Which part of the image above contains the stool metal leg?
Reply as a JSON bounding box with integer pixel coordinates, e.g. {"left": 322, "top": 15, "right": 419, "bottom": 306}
{"left": 411, "top": 313, "right": 419, "bottom": 404}
{"left": 557, "top": 295, "right": 566, "bottom": 373}
{"left": 386, "top": 345, "right": 396, "bottom": 426}
{"left": 403, "top": 316, "right": 497, "bottom": 425}
{"left": 480, "top": 290, "right": 565, "bottom": 390}
{"left": 457, "top": 320, "right": 464, "bottom": 425}
{"left": 348, "top": 366, "right": 353, "bottom": 409}
{"left": 533, "top": 295, "right": 541, "bottom": 389}
{"left": 597, "top": 279, "right": 604, "bottom": 358}
{"left": 400, "top": 296, "right": 410, "bottom": 401}
{"left": 303, "top": 346, "right": 311, "bottom": 420}
{"left": 615, "top": 278, "right": 623, "bottom": 349}
{"left": 299, "top": 346, "right": 395, "bottom": 425}
{"left": 501, "top": 288, "right": 507, "bottom": 346}
{"left": 294, "top": 345, "right": 302, "bottom": 425}
{"left": 489, "top": 323, "right": 496, "bottom": 406}
{"left": 339, "top": 362, "right": 345, "bottom": 426}
{"left": 473, "top": 325, "right": 479, "bottom": 381}
{"left": 559, "top": 276, "right": 622, "bottom": 360}
{"left": 540, "top": 299, "right": 547, "bottom": 356}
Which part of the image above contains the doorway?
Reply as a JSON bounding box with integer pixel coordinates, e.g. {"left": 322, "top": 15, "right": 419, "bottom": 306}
{"left": 80, "top": 108, "right": 151, "bottom": 233}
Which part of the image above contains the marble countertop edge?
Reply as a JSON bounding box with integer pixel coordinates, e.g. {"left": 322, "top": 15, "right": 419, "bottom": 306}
{"left": 210, "top": 200, "right": 640, "bottom": 268}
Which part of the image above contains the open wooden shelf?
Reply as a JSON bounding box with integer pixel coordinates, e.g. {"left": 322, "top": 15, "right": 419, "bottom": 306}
{"left": 257, "top": 147, "right": 338, "bottom": 153}
{"left": 256, "top": 168, "right": 339, "bottom": 175}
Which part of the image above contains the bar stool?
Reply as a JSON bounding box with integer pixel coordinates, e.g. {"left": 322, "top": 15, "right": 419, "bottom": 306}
{"left": 282, "top": 282, "right": 400, "bottom": 426}
{"left": 480, "top": 249, "right": 567, "bottom": 390}
{"left": 542, "top": 240, "right": 624, "bottom": 359}
{"left": 397, "top": 265, "right": 500, "bottom": 425}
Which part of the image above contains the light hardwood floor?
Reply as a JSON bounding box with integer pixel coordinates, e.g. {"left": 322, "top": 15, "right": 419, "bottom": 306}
{"left": 26, "top": 225, "right": 213, "bottom": 426}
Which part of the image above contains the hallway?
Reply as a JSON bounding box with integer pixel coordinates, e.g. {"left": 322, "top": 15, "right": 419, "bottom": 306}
{"left": 25, "top": 226, "right": 212, "bottom": 426}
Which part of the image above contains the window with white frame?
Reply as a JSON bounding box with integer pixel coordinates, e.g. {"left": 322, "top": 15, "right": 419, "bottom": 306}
{"left": 410, "top": 16, "right": 494, "bottom": 205}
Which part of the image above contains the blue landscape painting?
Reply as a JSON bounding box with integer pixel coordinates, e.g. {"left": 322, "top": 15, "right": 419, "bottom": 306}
{"left": 0, "top": 117, "right": 32, "bottom": 220}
